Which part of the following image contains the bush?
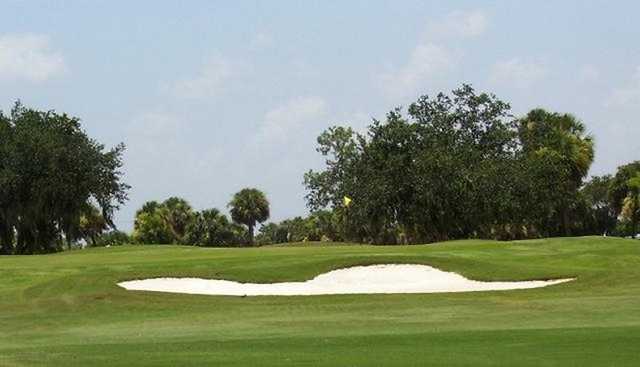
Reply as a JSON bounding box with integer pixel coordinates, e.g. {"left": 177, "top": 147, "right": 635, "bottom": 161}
{"left": 184, "top": 209, "right": 244, "bottom": 247}
{"left": 256, "top": 211, "right": 341, "bottom": 245}
{"left": 256, "top": 222, "right": 288, "bottom": 245}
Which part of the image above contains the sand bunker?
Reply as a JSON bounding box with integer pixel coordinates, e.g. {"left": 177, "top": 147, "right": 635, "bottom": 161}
{"left": 118, "top": 264, "right": 574, "bottom": 296}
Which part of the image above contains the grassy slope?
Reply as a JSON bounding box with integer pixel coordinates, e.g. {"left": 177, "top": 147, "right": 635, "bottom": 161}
{"left": 1, "top": 236, "right": 639, "bottom": 366}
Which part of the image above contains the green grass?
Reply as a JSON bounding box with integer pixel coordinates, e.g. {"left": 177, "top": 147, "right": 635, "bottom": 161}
{"left": 1, "top": 236, "right": 639, "bottom": 366}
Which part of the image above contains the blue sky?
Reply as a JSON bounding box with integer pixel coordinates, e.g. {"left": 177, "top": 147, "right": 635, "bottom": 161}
{"left": 1, "top": 1, "right": 639, "bottom": 230}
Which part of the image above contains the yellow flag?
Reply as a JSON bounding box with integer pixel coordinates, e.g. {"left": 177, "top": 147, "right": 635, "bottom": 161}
{"left": 343, "top": 196, "right": 352, "bottom": 207}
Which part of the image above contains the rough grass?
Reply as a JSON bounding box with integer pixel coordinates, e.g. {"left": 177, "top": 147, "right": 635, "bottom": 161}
{"left": 1, "top": 236, "right": 639, "bottom": 366}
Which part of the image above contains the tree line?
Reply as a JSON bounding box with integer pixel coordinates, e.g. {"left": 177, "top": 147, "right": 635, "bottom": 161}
{"left": 1, "top": 86, "right": 639, "bottom": 253}
{"left": 122, "top": 195, "right": 340, "bottom": 247}
{"left": 303, "top": 85, "right": 640, "bottom": 244}
{"left": 130, "top": 188, "right": 269, "bottom": 246}
{"left": 140, "top": 85, "right": 638, "bottom": 247}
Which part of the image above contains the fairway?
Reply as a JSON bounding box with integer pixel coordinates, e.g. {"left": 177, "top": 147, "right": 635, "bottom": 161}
{"left": 2, "top": 236, "right": 640, "bottom": 366}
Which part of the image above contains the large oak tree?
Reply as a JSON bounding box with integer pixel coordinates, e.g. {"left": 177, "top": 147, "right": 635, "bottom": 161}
{"left": 0, "top": 102, "right": 129, "bottom": 254}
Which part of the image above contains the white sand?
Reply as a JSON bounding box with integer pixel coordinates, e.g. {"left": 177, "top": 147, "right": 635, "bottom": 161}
{"left": 118, "top": 264, "right": 574, "bottom": 296}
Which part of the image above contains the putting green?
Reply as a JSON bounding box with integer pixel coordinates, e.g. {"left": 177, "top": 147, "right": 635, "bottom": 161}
{"left": 1, "top": 236, "right": 639, "bottom": 366}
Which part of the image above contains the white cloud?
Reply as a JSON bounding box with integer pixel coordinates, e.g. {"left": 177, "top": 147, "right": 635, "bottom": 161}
{"left": 427, "top": 10, "right": 489, "bottom": 39}
{"left": 489, "top": 58, "right": 547, "bottom": 89}
{"left": 377, "top": 10, "right": 488, "bottom": 99}
{"left": 166, "top": 55, "right": 235, "bottom": 99}
{"left": 380, "top": 43, "right": 454, "bottom": 99}
{"left": 0, "top": 34, "right": 66, "bottom": 82}
{"left": 256, "top": 96, "right": 326, "bottom": 144}
{"left": 606, "top": 66, "right": 640, "bottom": 107}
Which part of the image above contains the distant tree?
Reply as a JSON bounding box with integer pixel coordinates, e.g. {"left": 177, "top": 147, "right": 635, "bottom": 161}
{"left": 76, "top": 204, "right": 108, "bottom": 246}
{"left": 310, "top": 210, "right": 340, "bottom": 241}
{"left": 620, "top": 174, "right": 640, "bottom": 235}
{"left": 303, "top": 85, "right": 611, "bottom": 243}
{"left": 518, "top": 109, "right": 595, "bottom": 236}
{"left": 132, "top": 201, "right": 174, "bottom": 244}
{"left": 138, "top": 201, "right": 162, "bottom": 216}
{"left": 161, "top": 197, "right": 194, "bottom": 242}
{"left": 580, "top": 175, "right": 617, "bottom": 235}
{"left": 132, "top": 198, "right": 248, "bottom": 246}
{"left": 304, "top": 126, "right": 362, "bottom": 211}
{"left": 228, "top": 222, "right": 248, "bottom": 245}
{"left": 409, "top": 86, "right": 517, "bottom": 241}
{"left": 609, "top": 161, "right": 640, "bottom": 216}
{"left": 305, "top": 85, "right": 517, "bottom": 243}
{"left": 280, "top": 216, "right": 308, "bottom": 242}
{"left": 0, "top": 102, "right": 129, "bottom": 254}
{"left": 184, "top": 208, "right": 239, "bottom": 246}
{"left": 255, "top": 210, "right": 342, "bottom": 245}
{"left": 0, "top": 113, "right": 15, "bottom": 254}
{"left": 228, "top": 188, "right": 270, "bottom": 245}
{"left": 256, "top": 222, "right": 288, "bottom": 245}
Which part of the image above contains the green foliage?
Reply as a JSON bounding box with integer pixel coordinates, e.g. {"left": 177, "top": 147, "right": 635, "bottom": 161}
{"left": 132, "top": 198, "right": 195, "bottom": 244}
{"left": 609, "top": 161, "right": 640, "bottom": 215}
{"left": 579, "top": 175, "right": 618, "bottom": 235}
{"left": 91, "top": 230, "right": 131, "bottom": 247}
{"left": 184, "top": 209, "right": 244, "bottom": 247}
{"left": 307, "top": 210, "right": 340, "bottom": 241}
{"left": 75, "top": 203, "right": 108, "bottom": 247}
{"left": 132, "top": 198, "right": 246, "bottom": 247}
{"left": 132, "top": 202, "right": 174, "bottom": 244}
{"left": 606, "top": 163, "right": 640, "bottom": 236}
{"left": 306, "top": 85, "right": 518, "bottom": 243}
{"left": 305, "top": 85, "right": 601, "bottom": 243}
{"left": 280, "top": 217, "right": 308, "bottom": 242}
{"left": 518, "top": 109, "right": 594, "bottom": 182}
{"left": 160, "top": 197, "right": 194, "bottom": 241}
{"left": 256, "top": 222, "right": 289, "bottom": 245}
{"left": 0, "top": 102, "right": 129, "bottom": 254}
{"left": 518, "top": 109, "right": 595, "bottom": 236}
{"left": 620, "top": 174, "right": 640, "bottom": 235}
{"left": 304, "top": 126, "right": 361, "bottom": 211}
{"left": 256, "top": 210, "right": 342, "bottom": 245}
{"left": 228, "top": 188, "right": 270, "bottom": 245}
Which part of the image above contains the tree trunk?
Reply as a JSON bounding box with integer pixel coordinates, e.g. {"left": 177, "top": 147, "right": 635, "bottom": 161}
{"left": 0, "top": 226, "right": 13, "bottom": 254}
{"left": 561, "top": 203, "right": 571, "bottom": 237}
{"left": 562, "top": 210, "right": 570, "bottom": 237}
{"left": 15, "top": 225, "right": 32, "bottom": 254}
{"left": 247, "top": 224, "right": 254, "bottom": 246}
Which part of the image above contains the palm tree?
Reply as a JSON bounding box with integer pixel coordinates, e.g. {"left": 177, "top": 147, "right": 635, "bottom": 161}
{"left": 609, "top": 161, "right": 640, "bottom": 216}
{"left": 161, "top": 197, "right": 194, "bottom": 243}
{"left": 228, "top": 188, "right": 270, "bottom": 245}
{"left": 622, "top": 175, "right": 640, "bottom": 235}
{"left": 78, "top": 203, "right": 107, "bottom": 246}
{"left": 519, "top": 109, "right": 595, "bottom": 236}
